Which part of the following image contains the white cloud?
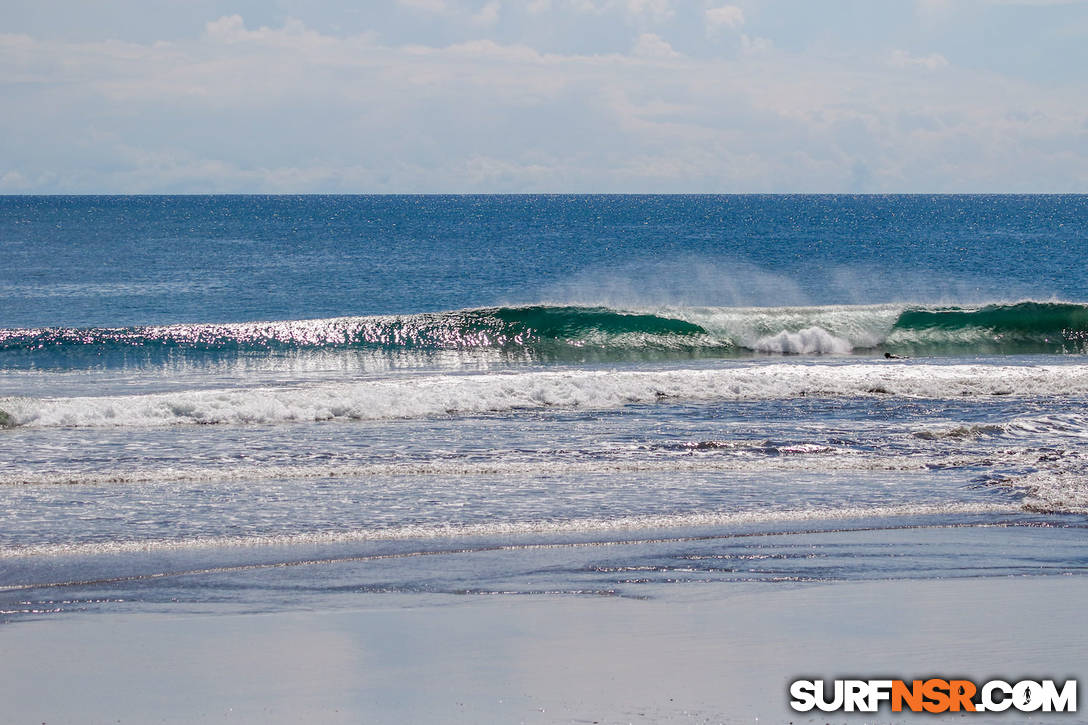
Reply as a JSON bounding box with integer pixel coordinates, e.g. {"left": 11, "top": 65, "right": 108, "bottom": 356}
{"left": 472, "top": 1, "right": 503, "bottom": 25}
{"left": 705, "top": 5, "right": 745, "bottom": 33}
{"left": 443, "top": 38, "right": 545, "bottom": 63}
{"left": 567, "top": 0, "right": 605, "bottom": 13}
{"left": 631, "top": 32, "right": 679, "bottom": 57}
{"left": 0, "top": 169, "right": 31, "bottom": 191}
{"left": 397, "top": 0, "right": 449, "bottom": 12}
{"left": 890, "top": 49, "right": 950, "bottom": 70}
{"left": 740, "top": 34, "right": 772, "bottom": 53}
{"left": 204, "top": 14, "right": 246, "bottom": 41}
{"left": 922, "top": 0, "right": 1083, "bottom": 8}
{"left": 203, "top": 15, "right": 332, "bottom": 47}
{"left": 563, "top": 0, "right": 673, "bottom": 22}
{"left": 1, "top": 11, "right": 1086, "bottom": 193}
{"left": 625, "top": 0, "right": 674, "bottom": 23}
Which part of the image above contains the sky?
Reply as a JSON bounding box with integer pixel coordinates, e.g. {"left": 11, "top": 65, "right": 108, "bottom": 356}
{"left": 1, "top": 0, "right": 1086, "bottom": 193}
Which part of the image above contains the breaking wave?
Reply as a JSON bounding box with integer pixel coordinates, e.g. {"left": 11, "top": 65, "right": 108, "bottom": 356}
{"left": 1, "top": 301, "right": 1086, "bottom": 366}
{"left": 4, "top": 363, "right": 1088, "bottom": 429}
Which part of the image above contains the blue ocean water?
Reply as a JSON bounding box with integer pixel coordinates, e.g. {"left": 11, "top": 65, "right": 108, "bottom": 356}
{"left": 2, "top": 195, "right": 1087, "bottom": 619}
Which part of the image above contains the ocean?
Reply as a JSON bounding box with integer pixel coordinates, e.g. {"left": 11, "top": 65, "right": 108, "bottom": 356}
{"left": 2, "top": 194, "right": 1087, "bottom": 618}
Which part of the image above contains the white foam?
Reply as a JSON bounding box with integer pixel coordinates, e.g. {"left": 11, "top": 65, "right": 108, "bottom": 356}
{"left": 912, "top": 412, "right": 1088, "bottom": 441}
{"left": 0, "top": 502, "right": 1020, "bottom": 561}
{"left": 1007, "top": 470, "right": 1088, "bottom": 515}
{"left": 654, "top": 303, "right": 900, "bottom": 351}
{"left": 0, "top": 451, "right": 979, "bottom": 487}
{"left": 752, "top": 326, "right": 854, "bottom": 354}
{"left": 5, "top": 362, "right": 1088, "bottom": 428}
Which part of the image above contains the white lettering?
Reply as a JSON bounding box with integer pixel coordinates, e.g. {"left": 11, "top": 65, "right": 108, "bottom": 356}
{"left": 1040, "top": 680, "right": 1077, "bottom": 712}
{"left": 981, "top": 680, "right": 1013, "bottom": 712}
{"left": 789, "top": 680, "right": 817, "bottom": 712}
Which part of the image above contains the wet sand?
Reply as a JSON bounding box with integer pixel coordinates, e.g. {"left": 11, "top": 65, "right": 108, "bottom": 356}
{"left": 2, "top": 575, "right": 1084, "bottom": 724}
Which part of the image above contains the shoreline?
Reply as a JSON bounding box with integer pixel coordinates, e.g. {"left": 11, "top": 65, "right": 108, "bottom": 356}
{"left": 3, "top": 517, "right": 1086, "bottom": 723}
{"left": 2, "top": 575, "right": 1084, "bottom": 724}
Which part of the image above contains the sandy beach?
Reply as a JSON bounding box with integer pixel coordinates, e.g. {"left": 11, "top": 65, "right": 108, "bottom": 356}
{"left": 3, "top": 528, "right": 1084, "bottom": 724}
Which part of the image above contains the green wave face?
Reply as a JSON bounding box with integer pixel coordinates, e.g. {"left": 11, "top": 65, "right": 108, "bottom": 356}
{"left": 0, "top": 306, "right": 721, "bottom": 365}
{"left": 1, "top": 302, "right": 1086, "bottom": 366}
{"left": 888, "top": 302, "right": 1088, "bottom": 354}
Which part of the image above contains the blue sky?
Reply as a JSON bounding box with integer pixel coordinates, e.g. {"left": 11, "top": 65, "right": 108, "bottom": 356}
{"left": 1, "top": 0, "right": 1086, "bottom": 192}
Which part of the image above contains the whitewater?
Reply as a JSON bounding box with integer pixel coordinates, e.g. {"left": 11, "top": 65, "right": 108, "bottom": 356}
{"left": 5, "top": 359, "right": 1088, "bottom": 428}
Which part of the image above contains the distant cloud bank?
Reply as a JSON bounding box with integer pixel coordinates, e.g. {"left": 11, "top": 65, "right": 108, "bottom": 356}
{"left": 0, "top": 0, "right": 1085, "bottom": 192}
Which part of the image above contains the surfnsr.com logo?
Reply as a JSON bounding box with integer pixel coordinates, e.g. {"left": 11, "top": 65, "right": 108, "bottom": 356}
{"left": 789, "top": 678, "right": 1077, "bottom": 713}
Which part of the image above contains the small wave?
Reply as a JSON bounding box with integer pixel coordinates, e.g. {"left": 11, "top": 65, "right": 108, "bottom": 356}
{"left": 662, "top": 440, "right": 838, "bottom": 455}
{"left": 0, "top": 451, "right": 958, "bottom": 487}
{"left": 4, "top": 363, "right": 1088, "bottom": 429}
{"left": 0, "top": 502, "right": 1020, "bottom": 560}
{"left": 912, "top": 424, "right": 1008, "bottom": 441}
{"left": 912, "top": 413, "right": 1088, "bottom": 441}
{"left": 1019, "top": 473, "right": 1088, "bottom": 515}
{"left": 990, "top": 466, "right": 1088, "bottom": 516}
{"left": 1, "top": 445, "right": 1070, "bottom": 492}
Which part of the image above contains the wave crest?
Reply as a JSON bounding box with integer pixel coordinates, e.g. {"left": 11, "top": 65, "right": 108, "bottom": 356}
{"left": 1, "top": 300, "right": 1086, "bottom": 364}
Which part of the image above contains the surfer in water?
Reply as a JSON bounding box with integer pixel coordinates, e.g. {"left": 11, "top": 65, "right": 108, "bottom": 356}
{"left": 884, "top": 352, "right": 908, "bottom": 359}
